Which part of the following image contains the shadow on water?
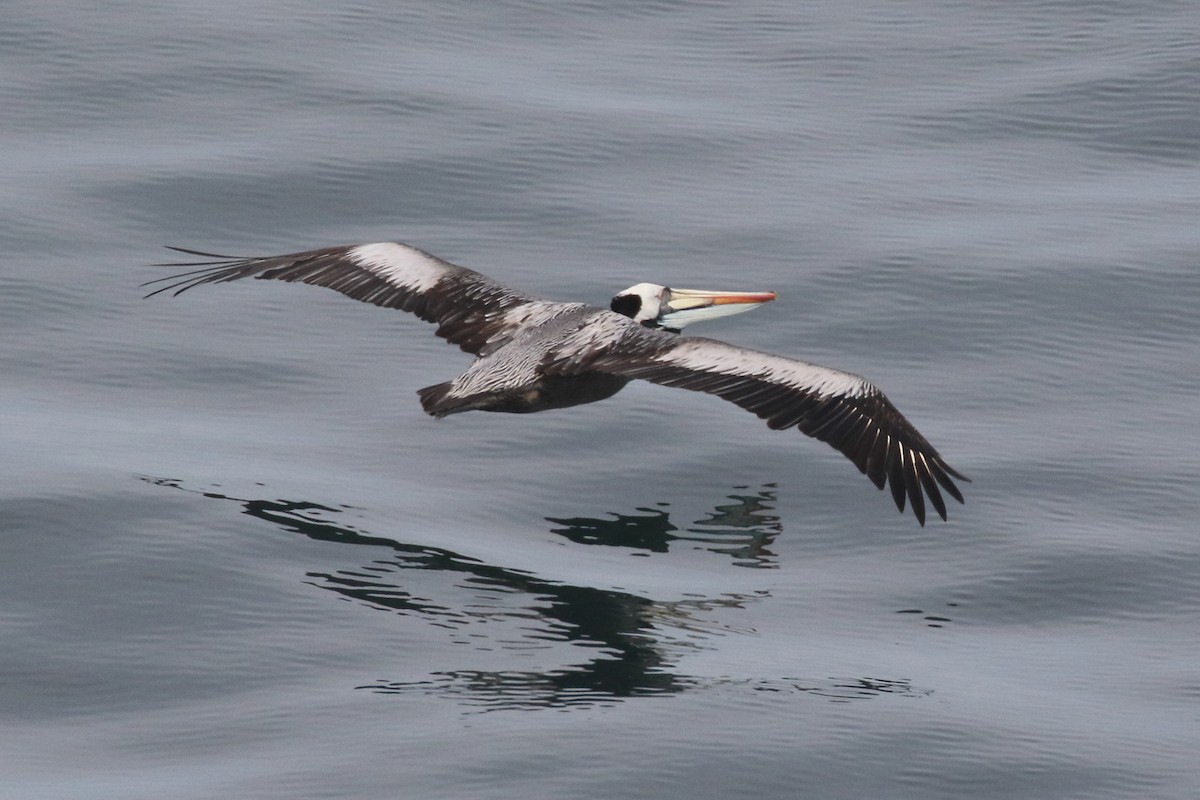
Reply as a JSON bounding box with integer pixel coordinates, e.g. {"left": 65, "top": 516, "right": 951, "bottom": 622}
{"left": 143, "top": 476, "right": 927, "bottom": 711}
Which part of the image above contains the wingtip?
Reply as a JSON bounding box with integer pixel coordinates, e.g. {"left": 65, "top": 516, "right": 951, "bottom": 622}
{"left": 161, "top": 245, "right": 241, "bottom": 259}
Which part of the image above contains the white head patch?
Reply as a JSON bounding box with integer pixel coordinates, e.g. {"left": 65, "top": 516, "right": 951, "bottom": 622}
{"left": 612, "top": 282, "right": 668, "bottom": 325}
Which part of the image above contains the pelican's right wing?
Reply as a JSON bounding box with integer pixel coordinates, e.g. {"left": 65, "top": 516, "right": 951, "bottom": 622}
{"left": 143, "top": 243, "right": 545, "bottom": 355}
{"left": 545, "top": 319, "right": 967, "bottom": 525}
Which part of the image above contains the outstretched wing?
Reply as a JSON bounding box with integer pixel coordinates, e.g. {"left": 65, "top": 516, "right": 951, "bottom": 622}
{"left": 545, "top": 319, "right": 968, "bottom": 525}
{"left": 143, "top": 243, "right": 545, "bottom": 355}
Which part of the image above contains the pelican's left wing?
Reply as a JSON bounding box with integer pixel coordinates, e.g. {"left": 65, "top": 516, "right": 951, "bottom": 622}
{"left": 545, "top": 320, "right": 967, "bottom": 525}
{"left": 143, "top": 243, "right": 544, "bottom": 355}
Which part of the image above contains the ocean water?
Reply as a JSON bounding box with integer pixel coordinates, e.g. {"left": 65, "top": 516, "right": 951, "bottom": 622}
{"left": 3, "top": 2, "right": 1199, "bottom": 798}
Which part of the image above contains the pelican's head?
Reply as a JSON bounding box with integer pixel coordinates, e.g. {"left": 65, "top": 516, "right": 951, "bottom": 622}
{"left": 610, "top": 283, "right": 776, "bottom": 333}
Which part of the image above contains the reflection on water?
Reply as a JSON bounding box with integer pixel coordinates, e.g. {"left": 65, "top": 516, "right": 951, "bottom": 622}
{"left": 547, "top": 484, "right": 781, "bottom": 568}
{"left": 144, "top": 477, "right": 924, "bottom": 710}
{"left": 896, "top": 605, "right": 958, "bottom": 629}
{"left": 746, "top": 675, "right": 928, "bottom": 702}
{"left": 366, "top": 671, "right": 926, "bottom": 711}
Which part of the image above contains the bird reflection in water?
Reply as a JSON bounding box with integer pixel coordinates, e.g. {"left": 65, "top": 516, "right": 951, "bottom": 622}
{"left": 144, "top": 477, "right": 925, "bottom": 711}
{"left": 547, "top": 484, "right": 781, "bottom": 567}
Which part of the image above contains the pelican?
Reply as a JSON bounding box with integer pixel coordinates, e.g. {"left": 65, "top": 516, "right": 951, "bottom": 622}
{"left": 144, "top": 242, "right": 967, "bottom": 524}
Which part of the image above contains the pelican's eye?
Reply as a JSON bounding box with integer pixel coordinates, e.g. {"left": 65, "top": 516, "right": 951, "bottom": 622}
{"left": 610, "top": 294, "right": 642, "bottom": 319}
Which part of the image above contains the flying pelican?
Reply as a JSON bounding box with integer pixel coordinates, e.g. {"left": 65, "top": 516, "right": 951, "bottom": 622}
{"left": 144, "top": 242, "right": 967, "bottom": 524}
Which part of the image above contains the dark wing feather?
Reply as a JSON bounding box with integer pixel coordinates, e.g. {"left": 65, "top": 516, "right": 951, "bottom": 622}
{"left": 545, "top": 321, "right": 968, "bottom": 524}
{"left": 142, "top": 243, "right": 544, "bottom": 355}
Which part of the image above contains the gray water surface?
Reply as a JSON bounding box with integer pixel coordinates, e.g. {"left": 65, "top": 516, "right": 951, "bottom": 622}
{"left": 3, "top": 2, "right": 1199, "bottom": 799}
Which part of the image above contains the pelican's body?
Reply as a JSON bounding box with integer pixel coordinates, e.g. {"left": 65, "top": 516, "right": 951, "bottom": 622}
{"left": 146, "top": 241, "right": 968, "bottom": 524}
{"left": 416, "top": 303, "right": 631, "bottom": 416}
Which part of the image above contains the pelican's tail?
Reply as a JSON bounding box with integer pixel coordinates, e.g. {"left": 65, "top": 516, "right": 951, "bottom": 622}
{"left": 417, "top": 381, "right": 459, "bottom": 418}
